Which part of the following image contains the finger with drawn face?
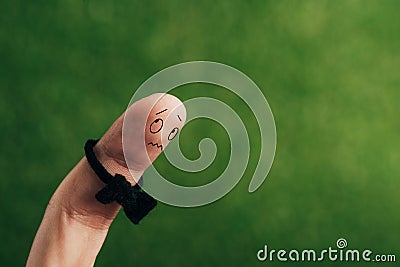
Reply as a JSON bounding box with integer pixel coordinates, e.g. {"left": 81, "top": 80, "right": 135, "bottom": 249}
{"left": 93, "top": 93, "right": 186, "bottom": 185}
{"left": 122, "top": 93, "right": 186, "bottom": 181}
{"left": 145, "top": 96, "right": 186, "bottom": 158}
{"left": 27, "top": 93, "right": 186, "bottom": 266}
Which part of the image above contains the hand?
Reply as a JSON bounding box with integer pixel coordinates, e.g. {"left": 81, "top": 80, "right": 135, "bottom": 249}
{"left": 26, "top": 93, "right": 186, "bottom": 267}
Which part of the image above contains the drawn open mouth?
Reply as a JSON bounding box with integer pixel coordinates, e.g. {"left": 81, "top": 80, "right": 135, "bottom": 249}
{"left": 147, "top": 142, "right": 163, "bottom": 151}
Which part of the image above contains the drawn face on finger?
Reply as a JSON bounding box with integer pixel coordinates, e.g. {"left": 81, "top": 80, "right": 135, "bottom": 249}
{"left": 122, "top": 93, "right": 186, "bottom": 176}
{"left": 144, "top": 94, "right": 186, "bottom": 162}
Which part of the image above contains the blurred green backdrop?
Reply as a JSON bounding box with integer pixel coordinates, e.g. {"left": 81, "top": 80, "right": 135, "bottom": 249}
{"left": 1, "top": 0, "right": 399, "bottom": 266}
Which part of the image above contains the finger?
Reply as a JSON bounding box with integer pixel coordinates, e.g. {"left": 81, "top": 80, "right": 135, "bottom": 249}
{"left": 122, "top": 93, "right": 186, "bottom": 181}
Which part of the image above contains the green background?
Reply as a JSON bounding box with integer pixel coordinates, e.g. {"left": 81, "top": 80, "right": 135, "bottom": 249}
{"left": 1, "top": 0, "right": 399, "bottom": 266}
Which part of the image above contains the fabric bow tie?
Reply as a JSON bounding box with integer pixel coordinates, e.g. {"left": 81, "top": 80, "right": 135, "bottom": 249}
{"left": 95, "top": 174, "right": 157, "bottom": 224}
{"left": 84, "top": 139, "right": 157, "bottom": 225}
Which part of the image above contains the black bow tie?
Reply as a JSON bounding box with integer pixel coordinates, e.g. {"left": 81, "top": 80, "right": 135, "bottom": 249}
{"left": 85, "top": 139, "right": 157, "bottom": 225}
{"left": 95, "top": 174, "right": 157, "bottom": 224}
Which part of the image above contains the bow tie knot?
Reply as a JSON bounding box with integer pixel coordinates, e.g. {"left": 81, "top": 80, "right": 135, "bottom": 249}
{"left": 95, "top": 174, "right": 157, "bottom": 224}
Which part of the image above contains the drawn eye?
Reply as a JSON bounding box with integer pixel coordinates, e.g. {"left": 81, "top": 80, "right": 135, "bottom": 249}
{"left": 168, "top": 127, "right": 179, "bottom": 140}
{"left": 150, "top": 118, "right": 163, "bottom": 133}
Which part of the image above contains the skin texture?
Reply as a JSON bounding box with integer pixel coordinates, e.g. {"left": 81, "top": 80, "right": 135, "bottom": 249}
{"left": 26, "top": 93, "right": 186, "bottom": 267}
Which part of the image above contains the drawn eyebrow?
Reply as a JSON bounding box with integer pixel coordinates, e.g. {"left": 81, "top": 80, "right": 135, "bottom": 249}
{"left": 177, "top": 115, "right": 182, "bottom": 121}
{"left": 155, "top": 109, "right": 168, "bottom": 115}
